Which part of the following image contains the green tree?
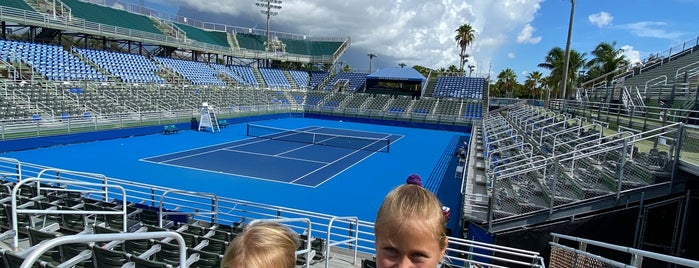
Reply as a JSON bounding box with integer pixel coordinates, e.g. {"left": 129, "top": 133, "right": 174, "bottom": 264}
{"left": 497, "top": 68, "right": 517, "bottom": 98}
{"left": 525, "top": 71, "right": 544, "bottom": 99}
{"left": 585, "top": 41, "right": 629, "bottom": 84}
{"left": 538, "top": 47, "right": 586, "bottom": 99}
{"left": 455, "top": 23, "right": 475, "bottom": 73}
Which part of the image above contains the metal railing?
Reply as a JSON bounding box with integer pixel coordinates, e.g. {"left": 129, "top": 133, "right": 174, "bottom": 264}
{"left": 549, "top": 233, "right": 699, "bottom": 268}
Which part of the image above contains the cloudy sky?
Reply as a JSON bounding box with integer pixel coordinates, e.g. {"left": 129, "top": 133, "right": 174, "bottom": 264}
{"left": 118, "top": 0, "right": 699, "bottom": 81}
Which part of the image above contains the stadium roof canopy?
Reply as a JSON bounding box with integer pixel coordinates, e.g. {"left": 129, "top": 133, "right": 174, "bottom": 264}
{"left": 367, "top": 67, "right": 426, "bottom": 82}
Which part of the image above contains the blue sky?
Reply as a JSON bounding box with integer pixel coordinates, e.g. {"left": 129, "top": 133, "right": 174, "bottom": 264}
{"left": 113, "top": 0, "right": 699, "bottom": 82}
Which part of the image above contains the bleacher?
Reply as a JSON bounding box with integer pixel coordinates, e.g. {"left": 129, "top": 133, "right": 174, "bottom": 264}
{"left": 467, "top": 103, "right": 675, "bottom": 229}
{"left": 235, "top": 33, "right": 266, "bottom": 51}
{"left": 323, "top": 72, "right": 367, "bottom": 91}
{"left": 0, "top": 40, "right": 105, "bottom": 82}
{"left": 259, "top": 67, "right": 292, "bottom": 89}
{"left": 60, "top": 0, "right": 163, "bottom": 35}
{"left": 308, "top": 71, "right": 329, "bottom": 90}
{"left": 174, "top": 23, "right": 231, "bottom": 48}
{"left": 280, "top": 38, "right": 343, "bottom": 56}
{"left": 363, "top": 94, "right": 392, "bottom": 112}
{"left": 410, "top": 97, "right": 437, "bottom": 115}
{"left": 304, "top": 91, "right": 327, "bottom": 108}
{"left": 462, "top": 102, "right": 483, "bottom": 119}
{"left": 434, "top": 98, "right": 462, "bottom": 116}
{"left": 320, "top": 92, "right": 348, "bottom": 109}
{"left": 385, "top": 95, "right": 412, "bottom": 114}
{"left": 153, "top": 57, "right": 225, "bottom": 86}
{"left": 74, "top": 48, "right": 164, "bottom": 84}
{"left": 229, "top": 65, "right": 260, "bottom": 87}
{"left": 433, "top": 76, "right": 485, "bottom": 99}
{"left": 210, "top": 63, "right": 246, "bottom": 85}
{"left": 342, "top": 93, "right": 371, "bottom": 112}
{"left": 288, "top": 70, "right": 309, "bottom": 89}
{"left": 4, "top": 0, "right": 34, "bottom": 11}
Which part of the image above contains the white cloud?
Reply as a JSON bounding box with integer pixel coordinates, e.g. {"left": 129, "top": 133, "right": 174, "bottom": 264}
{"left": 619, "top": 21, "right": 685, "bottom": 40}
{"left": 588, "top": 12, "right": 613, "bottom": 28}
{"left": 507, "top": 52, "right": 516, "bottom": 59}
{"left": 621, "top": 45, "right": 641, "bottom": 65}
{"left": 151, "top": 0, "right": 543, "bottom": 70}
{"left": 516, "top": 24, "right": 541, "bottom": 44}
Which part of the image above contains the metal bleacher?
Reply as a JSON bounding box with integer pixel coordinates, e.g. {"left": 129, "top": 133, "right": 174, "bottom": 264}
{"left": 259, "top": 67, "right": 292, "bottom": 89}
{"left": 467, "top": 102, "right": 679, "bottom": 233}
{"left": 74, "top": 48, "right": 164, "bottom": 84}
{"left": 153, "top": 57, "right": 225, "bottom": 86}
{"left": 59, "top": 0, "right": 163, "bottom": 35}
{"left": 433, "top": 76, "right": 485, "bottom": 99}
{"left": 173, "top": 22, "right": 231, "bottom": 48}
{"left": 0, "top": 40, "right": 106, "bottom": 82}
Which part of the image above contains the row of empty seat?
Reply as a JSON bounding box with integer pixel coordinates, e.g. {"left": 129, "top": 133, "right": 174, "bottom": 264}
{"left": 433, "top": 76, "right": 485, "bottom": 99}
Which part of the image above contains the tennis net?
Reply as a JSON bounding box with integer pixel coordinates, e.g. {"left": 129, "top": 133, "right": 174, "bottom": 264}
{"left": 246, "top": 124, "right": 390, "bottom": 152}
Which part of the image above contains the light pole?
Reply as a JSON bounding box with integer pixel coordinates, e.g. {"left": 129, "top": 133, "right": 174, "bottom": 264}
{"left": 256, "top": 0, "right": 282, "bottom": 65}
{"left": 559, "top": 0, "right": 576, "bottom": 100}
{"left": 368, "top": 53, "right": 377, "bottom": 73}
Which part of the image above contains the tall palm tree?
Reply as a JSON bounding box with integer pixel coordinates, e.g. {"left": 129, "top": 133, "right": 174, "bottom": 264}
{"left": 525, "top": 71, "right": 544, "bottom": 99}
{"left": 497, "top": 68, "right": 517, "bottom": 98}
{"left": 538, "top": 47, "right": 586, "bottom": 99}
{"left": 455, "top": 23, "right": 475, "bottom": 73}
{"left": 585, "top": 41, "right": 629, "bottom": 84}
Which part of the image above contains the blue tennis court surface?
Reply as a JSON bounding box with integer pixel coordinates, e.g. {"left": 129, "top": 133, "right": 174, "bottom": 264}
{"left": 142, "top": 125, "right": 404, "bottom": 187}
{"left": 0, "top": 118, "right": 465, "bottom": 223}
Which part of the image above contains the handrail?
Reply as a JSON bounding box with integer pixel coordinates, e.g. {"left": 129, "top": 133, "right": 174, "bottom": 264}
{"left": 644, "top": 75, "right": 667, "bottom": 93}
{"left": 11, "top": 177, "right": 128, "bottom": 248}
{"left": 248, "top": 218, "right": 313, "bottom": 268}
{"left": 21, "top": 231, "right": 187, "bottom": 268}
{"left": 325, "top": 216, "right": 359, "bottom": 268}
{"left": 447, "top": 236, "right": 546, "bottom": 267}
{"left": 551, "top": 233, "right": 699, "bottom": 267}
{"left": 0, "top": 157, "right": 22, "bottom": 181}
{"left": 158, "top": 189, "right": 219, "bottom": 228}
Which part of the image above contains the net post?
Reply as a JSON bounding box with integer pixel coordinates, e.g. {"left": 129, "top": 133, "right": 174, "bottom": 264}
{"left": 386, "top": 137, "right": 390, "bottom": 153}
{"left": 246, "top": 124, "right": 249, "bottom": 136}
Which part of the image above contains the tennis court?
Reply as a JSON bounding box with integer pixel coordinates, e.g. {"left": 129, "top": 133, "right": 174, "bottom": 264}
{"left": 142, "top": 124, "right": 403, "bottom": 187}
{"left": 0, "top": 117, "right": 466, "bottom": 225}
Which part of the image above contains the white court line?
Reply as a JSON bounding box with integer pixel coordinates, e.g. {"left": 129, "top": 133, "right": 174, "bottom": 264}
{"left": 291, "top": 133, "right": 397, "bottom": 184}
{"left": 222, "top": 148, "right": 329, "bottom": 164}
{"left": 144, "top": 160, "right": 318, "bottom": 188}
{"left": 297, "top": 133, "right": 405, "bottom": 187}
{"left": 140, "top": 126, "right": 324, "bottom": 163}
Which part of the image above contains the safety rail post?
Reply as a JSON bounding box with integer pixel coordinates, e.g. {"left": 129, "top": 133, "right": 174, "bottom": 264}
{"left": 158, "top": 189, "right": 219, "bottom": 228}
{"left": 325, "top": 216, "right": 360, "bottom": 268}
{"left": 0, "top": 157, "right": 22, "bottom": 181}
{"left": 11, "top": 177, "right": 128, "bottom": 249}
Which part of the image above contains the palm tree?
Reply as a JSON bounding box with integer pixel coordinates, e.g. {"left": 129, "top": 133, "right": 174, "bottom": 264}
{"left": 538, "top": 47, "right": 586, "bottom": 99}
{"left": 447, "top": 65, "right": 460, "bottom": 74}
{"left": 497, "top": 68, "right": 517, "bottom": 98}
{"left": 455, "top": 23, "right": 475, "bottom": 73}
{"left": 525, "top": 71, "right": 543, "bottom": 99}
{"left": 585, "top": 41, "right": 629, "bottom": 84}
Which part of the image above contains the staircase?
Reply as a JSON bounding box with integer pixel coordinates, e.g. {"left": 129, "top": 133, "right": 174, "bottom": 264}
{"left": 283, "top": 70, "right": 298, "bottom": 88}
{"left": 252, "top": 67, "right": 266, "bottom": 88}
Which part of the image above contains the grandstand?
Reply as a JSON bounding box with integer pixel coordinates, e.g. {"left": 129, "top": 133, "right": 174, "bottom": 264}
{"left": 0, "top": 0, "right": 697, "bottom": 267}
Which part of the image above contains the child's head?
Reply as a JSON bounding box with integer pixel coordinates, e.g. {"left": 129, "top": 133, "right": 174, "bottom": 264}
{"left": 221, "top": 221, "right": 300, "bottom": 268}
{"left": 374, "top": 184, "right": 448, "bottom": 268}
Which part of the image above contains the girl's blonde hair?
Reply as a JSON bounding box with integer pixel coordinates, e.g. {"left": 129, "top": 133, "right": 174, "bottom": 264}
{"left": 221, "top": 221, "right": 300, "bottom": 268}
{"left": 375, "top": 184, "right": 448, "bottom": 250}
